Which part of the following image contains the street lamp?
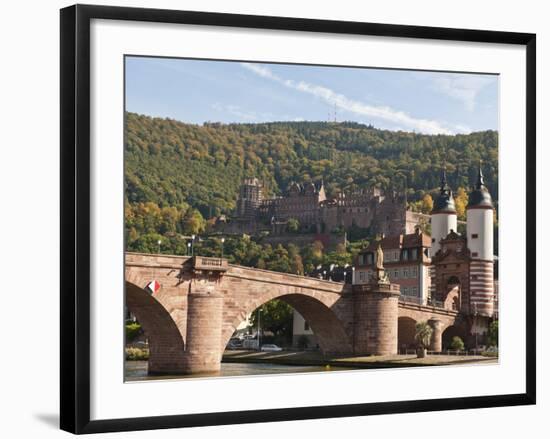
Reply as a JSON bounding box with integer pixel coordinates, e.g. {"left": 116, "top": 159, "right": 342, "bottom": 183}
{"left": 352, "top": 266, "right": 356, "bottom": 284}
{"left": 323, "top": 270, "right": 327, "bottom": 280}
{"left": 157, "top": 239, "right": 161, "bottom": 254}
{"left": 220, "top": 237, "right": 225, "bottom": 258}
{"left": 257, "top": 308, "right": 262, "bottom": 351}
{"left": 191, "top": 234, "right": 196, "bottom": 256}
{"left": 187, "top": 242, "right": 191, "bottom": 256}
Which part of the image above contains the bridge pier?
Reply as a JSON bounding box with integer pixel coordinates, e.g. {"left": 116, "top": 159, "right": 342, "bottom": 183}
{"left": 184, "top": 288, "right": 224, "bottom": 374}
{"left": 429, "top": 318, "right": 443, "bottom": 352}
{"left": 354, "top": 282, "right": 400, "bottom": 356}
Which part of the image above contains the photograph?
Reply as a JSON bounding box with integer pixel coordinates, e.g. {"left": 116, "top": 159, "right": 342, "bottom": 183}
{"left": 123, "top": 57, "right": 500, "bottom": 381}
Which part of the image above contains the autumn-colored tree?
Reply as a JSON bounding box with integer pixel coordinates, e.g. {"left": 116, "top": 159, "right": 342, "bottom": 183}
{"left": 311, "top": 240, "right": 324, "bottom": 260}
{"left": 421, "top": 194, "right": 434, "bottom": 213}
{"left": 454, "top": 187, "right": 468, "bottom": 220}
{"left": 182, "top": 208, "right": 206, "bottom": 235}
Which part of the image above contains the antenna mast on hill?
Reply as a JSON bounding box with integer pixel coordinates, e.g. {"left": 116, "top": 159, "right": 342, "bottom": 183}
{"left": 328, "top": 103, "right": 337, "bottom": 123}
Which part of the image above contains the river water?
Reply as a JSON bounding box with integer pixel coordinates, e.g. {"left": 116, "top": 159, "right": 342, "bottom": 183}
{"left": 125, "top": 361, "right": 348, "bottom": 381}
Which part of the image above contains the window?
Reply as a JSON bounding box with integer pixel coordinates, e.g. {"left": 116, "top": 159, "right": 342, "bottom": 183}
{"left": 394, "top": 251, "right": 399, "bottom": 261}
{"left": 393, "top": 269, "right": 399, "bottom": 279}
{"left": 304, "top": 321, "right": 310, "bottom": 331}
{"left": 402, "top": 287, "right": 409, "bottom": 295}
{"left": 411, "top": 248, "right": 418, "bottom": 260}
{"left": 403, "top": 267, "right": 409, "bottom": 278}
{"left": 411, "top": 267, "right": 417, "bottom": 278}
{"left": 366, "top": 254, "right": 373, "bottom": 265}
{"left": 471, "top": 233, "right": 479, "bottom": 239}
{"left": 402, "top": 249, "right": 409, "bottom": 260}
{"left": 432, "top": 238, "right": 435, "bottom": 243}
{"left": 412, "top": 287, "right": 418, "bottom": 296}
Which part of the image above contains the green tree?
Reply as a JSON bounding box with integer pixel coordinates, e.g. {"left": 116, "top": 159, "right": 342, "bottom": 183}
{"left": 287, "top": 218, "right": 300, "bottom": 233}
{"left": 450, "top": 336, "right": 465, "bottom": 351}
{"left": 488, "top": 320, "right": 499, "bottom": 347}
{"left": 415, "top": 321, "right": 433, "bottom": 358}
{"left": 249, "top": 300, "right": 294, "bottom": 341}
{"left": 182, "top": 208, "right": 206, "bottom": 235}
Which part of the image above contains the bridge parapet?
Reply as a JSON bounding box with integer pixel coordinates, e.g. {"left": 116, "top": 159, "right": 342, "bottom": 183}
{"left": 398, "top": 299, "right": 460, "bottom": 318}
{"left": 226, "top": 264, "right": 347, "bottom": 294}
{"left": 192, "top": 256, "right": 228, "bottom": 272}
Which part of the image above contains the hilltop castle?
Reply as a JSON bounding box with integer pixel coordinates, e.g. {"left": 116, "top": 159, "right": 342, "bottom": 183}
{"left": 223, "top": 178, "right": 427, "bottom": 237}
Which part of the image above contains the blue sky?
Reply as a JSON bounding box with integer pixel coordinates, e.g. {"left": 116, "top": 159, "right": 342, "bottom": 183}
{"left": 125, "top": 56, "right": 498, "bottom": 135}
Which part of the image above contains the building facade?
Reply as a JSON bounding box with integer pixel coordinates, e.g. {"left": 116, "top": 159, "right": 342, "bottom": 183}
{"left": 354, "top": 229, "right": 432, "bottom": 305}
{"left": 292, "top": 311, "right": 317, "bottom": 348}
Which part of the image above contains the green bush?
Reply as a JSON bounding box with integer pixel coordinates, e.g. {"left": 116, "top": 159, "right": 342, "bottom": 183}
{"left": 450, "top": 336, "right": 465, "bottom": 351}
{"left": 125, "top": 322, "right": 142, "bottom": 342}
{"left": 125, "top": 347, "right": 149, "bottom": 361}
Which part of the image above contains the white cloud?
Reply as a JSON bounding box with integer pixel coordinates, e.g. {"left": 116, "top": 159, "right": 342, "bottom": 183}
{"left": 431, "top": 74, "right": 494, "bottom": 112}
{"left": 241, "top": 63, "right": 462, "bottom": 135}
{"left": 212, "top": 103, "right": 258, "bottom": 121}
{"left": 212, "top": 102, "right": 304, "bottom": 124}
{"left": 241, "top": 63, "right": 280, "bottom": 81}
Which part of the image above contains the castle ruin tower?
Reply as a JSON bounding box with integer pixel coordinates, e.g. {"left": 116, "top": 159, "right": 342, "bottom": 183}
{"left": 467, "top": 164, "right": 495, "bottom": 318}
{"left": 430, "top": 167, "right": 457, "bottom": 255}
{"left": 236, "top": 178, "right": 263, "bottom": 219}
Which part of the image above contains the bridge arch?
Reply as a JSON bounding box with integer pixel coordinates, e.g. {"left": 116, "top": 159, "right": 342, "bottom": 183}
{"left": 442, "top": 324, "right": 466, "bottom": 350}
{"left": 125, "top": 281, "right": 186, "bottom": 374}
{"left": 397, "top": 316, "right": 417, "bottom": 352}
{"left": 221, "top": 289, "right": 353, "bottom": 356}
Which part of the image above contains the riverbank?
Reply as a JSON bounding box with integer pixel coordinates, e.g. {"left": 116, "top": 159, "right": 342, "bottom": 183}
{"left": 125, "top": 360, "right": 350, "bottom": 381}
{"left": 222, "top": 350, "right": 498, "bottom": 369}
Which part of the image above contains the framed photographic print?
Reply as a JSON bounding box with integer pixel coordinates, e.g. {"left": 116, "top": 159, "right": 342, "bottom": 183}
{"left": 60, "top": 4, "right": 536, "bottom": 434}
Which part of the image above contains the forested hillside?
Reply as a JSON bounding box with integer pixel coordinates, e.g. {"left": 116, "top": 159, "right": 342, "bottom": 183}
{"left": 125, "top": 112, "right": 499, "bottom": 219}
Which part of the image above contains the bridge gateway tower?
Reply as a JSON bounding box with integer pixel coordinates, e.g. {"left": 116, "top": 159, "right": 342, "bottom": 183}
{"left": 466, "top": 164, "right": 495, "bottom": 321}
{"left": 431, "top": 167, "right": 458, "bottom": 255}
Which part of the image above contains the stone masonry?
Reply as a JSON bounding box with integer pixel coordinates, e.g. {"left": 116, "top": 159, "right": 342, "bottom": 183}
{"left": 125, "top": 252, "right": 460, "bottom": 375}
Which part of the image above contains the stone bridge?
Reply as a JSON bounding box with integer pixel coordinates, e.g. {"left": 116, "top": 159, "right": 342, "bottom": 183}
{"left": 125, "top": 253, "right": 462, "bottom": 374}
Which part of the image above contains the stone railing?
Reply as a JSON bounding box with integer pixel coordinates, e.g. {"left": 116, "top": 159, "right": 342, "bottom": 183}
{"left": 192, "top": 256, "right": 228, "bottom": 272}
{"left": 399, "top": 295, "right": 425, "bottom": 306}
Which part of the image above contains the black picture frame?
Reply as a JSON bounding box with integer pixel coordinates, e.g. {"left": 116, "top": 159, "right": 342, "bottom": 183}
{"left": 60, "top": 4, "right": 536, "bottom": 434}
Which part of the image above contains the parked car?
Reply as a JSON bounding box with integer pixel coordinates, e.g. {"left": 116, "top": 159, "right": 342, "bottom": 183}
{"left": 260, "top": 344, "right": 283, "bottom": 352}
{"left": 226, "top": 340, "right": 243, "bottom": 350}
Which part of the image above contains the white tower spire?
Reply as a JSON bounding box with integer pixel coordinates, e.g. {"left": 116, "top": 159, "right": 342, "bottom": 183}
{"left": 430, "top": 165, "right": 457, "bottom": 255}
